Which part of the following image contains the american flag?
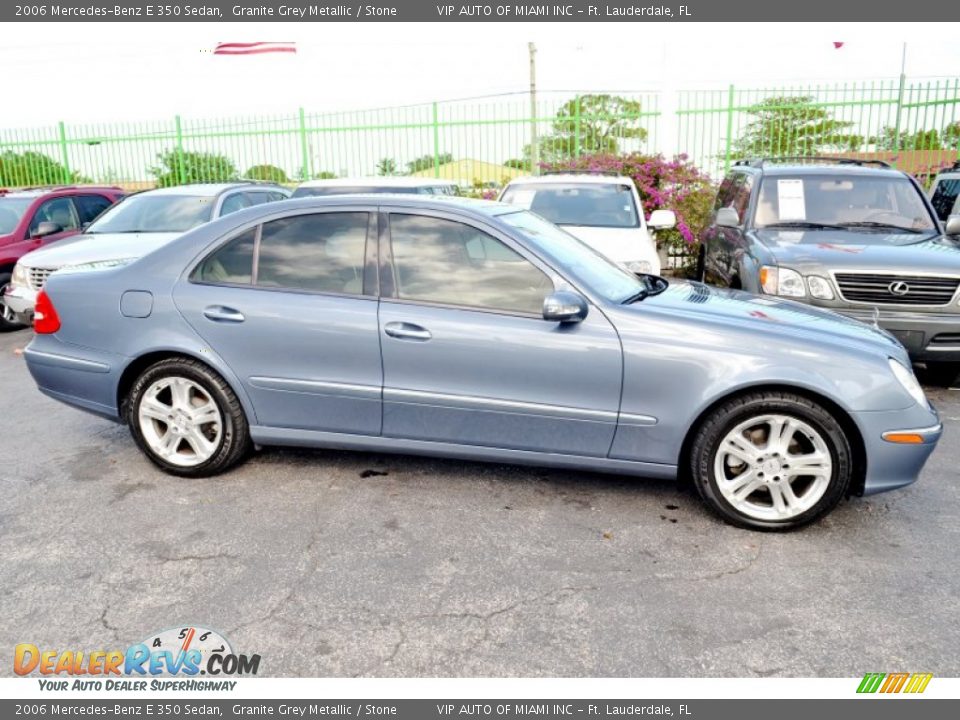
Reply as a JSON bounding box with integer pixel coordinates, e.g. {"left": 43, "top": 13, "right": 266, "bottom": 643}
{"left": 213, "top": 42, "right": 297, "bottom": 56}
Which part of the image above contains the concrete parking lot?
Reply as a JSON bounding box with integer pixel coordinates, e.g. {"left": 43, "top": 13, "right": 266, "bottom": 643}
{"left": 1, "top": 328, "right": 958, "bottom": 677}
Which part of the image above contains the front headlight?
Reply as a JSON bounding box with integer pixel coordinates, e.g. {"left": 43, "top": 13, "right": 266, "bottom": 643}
{"left": 10, "top": 262, "right": 28, "bottom": 288}
{"left": 889, "top": 358, "right": 929, "bottom": 408}
{"left": 759, "top": 266, "right": 806, "bottom": 297}
{"left": 806, "top": 275, "right": 835, "bottom": 300}
{"left": 626, "top": 260, "right": 653, "bottom": 275}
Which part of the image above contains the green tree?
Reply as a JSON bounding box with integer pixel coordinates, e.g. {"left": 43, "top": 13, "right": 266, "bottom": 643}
{"left": 503, "top": 158, "right": 528, "bottom": 170}
{"left": 245, "top": 164, "right": 289, "bottom": 183}
{"left": 872, "top": 126, "right": 943, "bottom": 151}
{"left": 376, "top": 158, "right": 398, "bottom": 176}
{"left": 732, "top": 96, "right": 862, "bottom": 158}
{"left": 942, "top": 122, "right": 960, "bottom": 150}
{"left": 0, "top": 151, "right": 90, "bottom": 186}
{"left": 516, "top": 94, "right": 648, "bottom": 165}
{"left": 406, "top": 153, "right": 453, "bottom": 174}
{"left": 150, "top": 149, "right": 238, "bottom": 187}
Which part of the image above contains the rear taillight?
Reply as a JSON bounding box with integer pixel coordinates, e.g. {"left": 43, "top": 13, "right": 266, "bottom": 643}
{"left": 33, "top": 290, "right": 61, "bottom": 334}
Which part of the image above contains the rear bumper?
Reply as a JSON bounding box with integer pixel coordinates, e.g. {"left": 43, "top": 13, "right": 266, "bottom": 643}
{"left": 853, "top": 403, "right": 943, "bottom": 495}
{"left": 4, "top": 284, "right": 38, "bottom": 324}
{"left": 836, "top": 308, "right": 960, "bottom": 362}
{"left": 24, "top": 337, "right": 124, "bottom": 421}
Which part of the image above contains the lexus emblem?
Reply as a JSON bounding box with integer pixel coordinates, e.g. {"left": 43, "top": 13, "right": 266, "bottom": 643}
{"left": 888, "top": 281, "right": 911, "bottom": 296}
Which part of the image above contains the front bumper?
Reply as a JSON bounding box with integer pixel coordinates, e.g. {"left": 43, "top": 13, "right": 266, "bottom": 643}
{"left": 853, "top": 402, "right": 942, "bottom": 495}
{"left": 3, "top": 284, "right": 38, "bottom": 324}
{"left": 834, "top": 307, "right": 960, "bottom": 362}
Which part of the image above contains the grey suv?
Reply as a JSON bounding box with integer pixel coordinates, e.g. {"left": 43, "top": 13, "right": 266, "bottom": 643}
{"left": 700, "top": 157, "right": 960, "bottom": 384}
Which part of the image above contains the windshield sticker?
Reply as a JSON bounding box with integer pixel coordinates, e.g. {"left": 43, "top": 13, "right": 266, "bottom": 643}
{"left": 507, "top": 189, "right": 536, "bottom": 209}
{"left": 777, "top": 179, "right": 806, "bottom": 221}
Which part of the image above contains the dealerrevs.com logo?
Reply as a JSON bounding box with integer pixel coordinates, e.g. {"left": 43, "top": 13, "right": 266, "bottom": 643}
{"left": 14, "top": 626, "right": 261, "bottom": 690}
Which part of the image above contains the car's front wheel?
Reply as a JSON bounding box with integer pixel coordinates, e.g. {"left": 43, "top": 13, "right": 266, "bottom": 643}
{"left": 126, "top": 357, "right": 251, "bottom": 477}
{"left": 0, "top": 273, "right": 27, "bottom": 332}
{"left": 690, "top": 391, "right": 852, "bottom": 530}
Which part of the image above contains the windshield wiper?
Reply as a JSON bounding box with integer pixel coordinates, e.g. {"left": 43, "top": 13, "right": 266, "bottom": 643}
{"left": 835, "top": 221, "right": 925, "bottom": 233}
{"left": 621, "top": 288, "right": 649, "bottom": 304}
{"left": 761, "top": 221, "right": 845, "bottom": 230}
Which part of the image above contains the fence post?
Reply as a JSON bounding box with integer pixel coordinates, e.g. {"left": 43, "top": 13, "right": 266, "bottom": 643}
{"left": 723, "top": 84, "right": 735, "bottom": 174}
{"left": 298, "top": 107, "right": 310, "bottom": 180}
{"left": 57, "top": 121, "right": 72, "bottom": 183}
{"left": 432, "top": 102, "right": 440, "bottom": 178}
{"left": 574, "top": 95, "right": 581, "bottom": 159}
{"left": 174, "top": 115, "right": 186, "bottom": 185}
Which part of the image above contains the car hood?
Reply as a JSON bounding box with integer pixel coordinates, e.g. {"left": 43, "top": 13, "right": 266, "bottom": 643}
{"left": 17, "top": 232, "right": 182, "bottom": 269}
{"left": 561, "top": 225, "right": 657, "bottom": 264}
{"left": 754, "top": 228, "right": 960, "bottom": 272}
{"left": 629, "top": 280, "right": 906, "bottom": 359}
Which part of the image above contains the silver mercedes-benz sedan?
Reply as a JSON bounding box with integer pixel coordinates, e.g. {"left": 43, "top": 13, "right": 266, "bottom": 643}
{"left": 24, "top": 196, "right": 941, "bottom": 530}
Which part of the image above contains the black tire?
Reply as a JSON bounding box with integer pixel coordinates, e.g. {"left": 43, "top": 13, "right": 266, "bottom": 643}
{"left": 689, "top": 391, "right": 852, "bottom": 531}
{"left": 126, "top": 357, "right": 251, "bottom": 477}
{"left": 924, "top": 362, "right": 960, "bottom": 388}
{"left": 0, "top": 273, "right": 27, "bottom": 332}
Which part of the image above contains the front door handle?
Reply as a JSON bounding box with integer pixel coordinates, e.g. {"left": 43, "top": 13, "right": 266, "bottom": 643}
{"left": 384, "top": 321, "right": 431, "bottom": 341}
{"left": 203, "top": 305, "right": 245, "bottom": 323}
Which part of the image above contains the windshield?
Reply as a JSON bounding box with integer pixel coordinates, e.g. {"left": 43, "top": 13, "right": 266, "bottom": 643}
{"left": 0, "top": 198, "right": 32, "bottom": 235}
{"left": 87, "top": 194, "right": 214, "bottom": 233}
{"left": 754, "top": 174, "right": 936, "bottom": 233}
{"left": 500, "top": 210, "right": 646, "bottom": 303}
{"left": 501, "top": 182, "right": 640, "bottom": 228}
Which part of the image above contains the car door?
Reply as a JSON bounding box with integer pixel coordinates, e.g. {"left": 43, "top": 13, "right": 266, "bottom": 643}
{"left": 173, "top": 208, "right": 383, "bottom": 434}
{"left": 377, "top": 208, "right": 623, "bottom": 457}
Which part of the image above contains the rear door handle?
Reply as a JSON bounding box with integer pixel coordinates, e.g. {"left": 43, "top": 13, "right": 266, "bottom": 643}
{"left": 384, "top": 321, "right": 431, "bottom": 341}
{"left": 203, "top": 305, "right": 245, "bottom": 323}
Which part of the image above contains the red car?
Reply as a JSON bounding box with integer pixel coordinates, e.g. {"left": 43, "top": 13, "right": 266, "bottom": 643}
{"left": 0, "top": 185, "right": 124, "bottom": 330}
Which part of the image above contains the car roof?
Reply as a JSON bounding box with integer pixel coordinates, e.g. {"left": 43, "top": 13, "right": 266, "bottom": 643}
{"left": 297, "top": 177, "right": 456, "bottom": 189}
{"left": 139, "top": 182, "right": 285, "bottom": 197}
{"left": 505, "top": 174, "right": 635, "bottom": 186}
{"left": 267, "top": 193, "right": 514, "bottom": 216}
{"left": 752, "top": 164, "right": 906, "bottom": 178}
{"left": 0, "top": 185, "right": 122, "bottom": 199}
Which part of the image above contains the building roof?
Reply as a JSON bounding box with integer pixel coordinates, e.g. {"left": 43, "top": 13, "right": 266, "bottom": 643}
{"left": 409, "top": 159, "right": 525, "bottom": 185}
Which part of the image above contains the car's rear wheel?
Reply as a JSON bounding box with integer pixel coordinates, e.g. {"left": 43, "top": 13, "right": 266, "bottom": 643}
{"left": 126, "top": 357, "right": 251, "bottom": 477}
{"left": 690, "top": 391, "right": 852, "bottom": 530}
{"left": 0, "top": 273, "right": 27, "bottom": 332}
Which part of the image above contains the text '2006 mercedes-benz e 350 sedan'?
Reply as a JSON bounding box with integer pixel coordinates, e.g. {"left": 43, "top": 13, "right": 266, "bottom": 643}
{"left": 24, "top": 196, "right": 941, "bottom": 530}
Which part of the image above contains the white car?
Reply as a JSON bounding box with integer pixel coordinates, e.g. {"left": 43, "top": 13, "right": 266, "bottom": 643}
{"left": 5, "top": 182, "right": 290, "bottom": 323}
{"left": 292, "top": 177, "right": 458, "bottom": 197}
{"left": 929, "top": 160, "right": 960, "bottom": 226}
{"left": 499, "top": 173, "right": 675, "bottom": 275}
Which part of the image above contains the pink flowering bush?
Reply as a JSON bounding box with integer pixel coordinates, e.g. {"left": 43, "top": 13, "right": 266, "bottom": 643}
{"left": 542, "top": 152, "right": 717, "bottom": 274}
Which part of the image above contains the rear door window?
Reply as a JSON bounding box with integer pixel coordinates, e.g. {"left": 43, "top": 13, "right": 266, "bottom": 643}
{"left": 75, "top": 194, "right": 114, "bottom": 225}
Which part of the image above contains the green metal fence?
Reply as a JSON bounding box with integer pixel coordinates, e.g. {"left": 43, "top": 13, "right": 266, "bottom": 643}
{"left": 1, "top": 79, "right": 958, "bottom": 190}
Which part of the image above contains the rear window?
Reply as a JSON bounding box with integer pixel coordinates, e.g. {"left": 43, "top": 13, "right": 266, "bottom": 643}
{"left": 930, "top": 177, "right": 960, "bottom": 222}
{"left": 501, "top": 182, "right": 640, "bottom": 229}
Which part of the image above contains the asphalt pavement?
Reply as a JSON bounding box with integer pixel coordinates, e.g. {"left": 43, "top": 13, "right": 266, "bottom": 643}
{"left": 1, "top": 329, "right": 958, "bottom": 677}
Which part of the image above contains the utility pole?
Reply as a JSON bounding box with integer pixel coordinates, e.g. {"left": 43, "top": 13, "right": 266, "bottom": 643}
{"left": 529, "top": 42, "right": 539, "bottom": 175}
{"left": 893, "top": 42, "right": 907, "bottom": 163}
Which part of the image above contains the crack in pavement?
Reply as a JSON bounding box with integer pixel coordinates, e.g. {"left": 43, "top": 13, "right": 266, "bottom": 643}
{"left": 155, "top": 552, "right": 239, "bottom": 564}
{"left": 652, "top": 544, "right": 763, "bottom": 582}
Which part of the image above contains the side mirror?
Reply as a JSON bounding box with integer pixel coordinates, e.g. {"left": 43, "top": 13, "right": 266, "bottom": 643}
{"left": 543, "top": 291, "right": 588, "bottom": 324}
{"left": 715, "top": 207, "right": 740, "bottom": 228}
{"left": 648, "top": 209, "right": 676, "bottom": 230}
{"left": 32, "top": 221, "right": 62, "bottom": 238}
{"left": 946, "top": 215, "right": 960, "bottom": 236}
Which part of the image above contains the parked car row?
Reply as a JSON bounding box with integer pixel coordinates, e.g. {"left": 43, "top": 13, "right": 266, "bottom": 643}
{"left": 5, "top": 159, "right": 955, "bottom": 530}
